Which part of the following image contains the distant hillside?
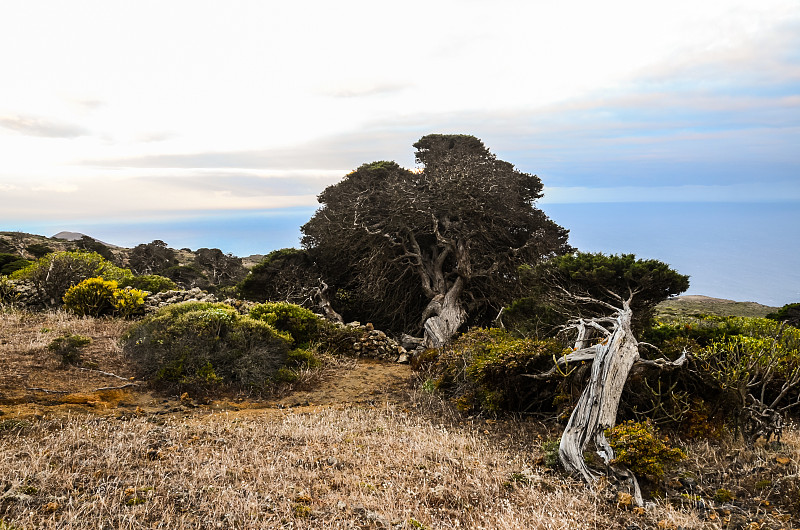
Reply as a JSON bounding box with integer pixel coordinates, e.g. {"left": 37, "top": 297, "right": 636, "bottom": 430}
{"left": 52, "top": 231, "right": 120, "bottom": 248}
{"left": 0, "top": 230, "right": 264, "bottom": 293}
{"left": 655, "top": 294, "right": 779, "bottom": 320}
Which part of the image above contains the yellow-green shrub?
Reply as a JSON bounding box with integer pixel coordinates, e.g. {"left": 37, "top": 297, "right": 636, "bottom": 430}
{"left": 424, "top": 328, "right": 563, "bottom": 414}
{"left": 249, "top": 302, "right": 321, "bottom": 346}
{"left": 606, "top": 420, "right": 686, "bottom": 478}
{"left": 120, "top": 274, "right": 177, "bottom": 294}
{"left": 62, "top": 277, "right": 145, "bottom": 318}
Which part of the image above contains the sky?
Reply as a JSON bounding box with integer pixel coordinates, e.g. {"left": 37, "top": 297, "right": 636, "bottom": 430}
{"left": 1, "top": 1, "right": 799, "bottom": 305}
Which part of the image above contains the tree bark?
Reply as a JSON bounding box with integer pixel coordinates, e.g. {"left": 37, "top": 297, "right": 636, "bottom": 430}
{"left": 422, "top": 276, "right": 466, "bottom": 349}
{"left": 558, "top": 302, "right": 645, "bottom": 505}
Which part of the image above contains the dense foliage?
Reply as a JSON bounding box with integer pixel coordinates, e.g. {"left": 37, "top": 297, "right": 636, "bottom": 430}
{"left": 239, "top": 248, "right": 319, "bottom": 305}
{"left": 63, "top": 277, "right": 146, "bottom": 318}
{"left": 249, "top": 301, "right": 321, "bottom": 346}
{"left": 767, "top": 302, "right": 800, "bottom": 327}
{"left": 0, "top": 253, "right": 30, "bottom": 276}
{"left": 119, "top": 274, "right": 177, "bottom": 293}
{"left": 302, "top": 135, "right": 570, "bottom": 344}
{"left": 521, "top": 252, "right": 690, "bottom": 334}
{"left": 11, "top": 250, "right": 133, "bottom": 307}
{"left": 71, "top": 235, "right": 116, "bottom": 262}
{"left": 605, "top": 421, "right": 686, "bottom": 478}
{"left": 417, "top": 328, "right": 563, "bottom": 414}
{"left": 122, "top": 302, "right": 292, "bottom": 395}
{"left": 128, "top": 240, "right": 177, "bottom": 275}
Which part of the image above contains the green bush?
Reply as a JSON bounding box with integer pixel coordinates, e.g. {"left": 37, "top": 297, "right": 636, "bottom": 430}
{"left": 0, "top": 276, "right": 20, "bottom": 306}
{"left": 640, "top": 315, "right": 800, "bottom": 434}
{"left": 62, "top": 277, "right": 146, "bottom": 318}
{"left": 287, "top": 348, "right": 321, "bottom": 369}
{"left": 249, "top": 302, "right": 321, "bottom": 346}
{"left": 48, "top": 333, "right": 92, "bottom": 365}
{"left": 120, "top": 274, "right": 177, "bottom": 294}
{"left": 122, "top": 302, "right": 292, "bottom": 394}
{"left": 11, "top": 251, "right": 133, "bottom": 307}
{"left": 605, "top": 420, "right": 686, "bottom": 478}
{"left": 0, "top": 253, "right": 30, "bottom": 276}
{"left": 424, "top": 328, "right": 563, "bottom": 414}
{"left": 767, "top": 302, "right": 800, "bottom": 327}
{"left": 26, "top": 243, "right": 53, "bottom": 258}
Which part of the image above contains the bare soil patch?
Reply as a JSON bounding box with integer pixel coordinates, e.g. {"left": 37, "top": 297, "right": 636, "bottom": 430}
{"left": 0, "top": 308, "right": 412, "bottom": 421}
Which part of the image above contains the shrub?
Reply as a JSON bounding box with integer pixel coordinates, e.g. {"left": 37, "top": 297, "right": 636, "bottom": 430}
{"left": 767, "top": 302, "right": 800, "bottom": 328}
{"left": 633, "top": 315, "right": 800, "bottom": 437}
{"left": 120, "top": 275, "right": 177, "bottom": 294}
{"left": 287, "top": 348, "right": 321, "bottom": 369}
{"left": 11, "top": 251, "right": 132, "bottom": 307}
{"left": 25, "top": 243, "right": 53, "bottom": 258}
{"left": 161, "top": 265, "right": 209, "bottom": 290}
{"left": 0, "top": 253, "right": 30, "bottom": 276}
{"left": 62, "top": 277, "right": 145, "bottom": 318}
{"left": 63, "top": 277, "right": 117, "bottom": 316}
{"left": 249, "top": 302, "right": 321, "bottom": 346}
{"left": 424, "top": 328, "right": 563, "bottom": 414}
{"left": 48, "top": 333, "right": 92, "bottom": 365}
{"left": 0, "top": 276, "right": 20, "bottom": 306}
{"left": 122, "top": 302, "right": 292, "bottom": 395}
{"left": 605, "top": 420, "right": 686, "bottom": 478}
{"left": 112, "top": 287, "right": 147, "bottom": 318}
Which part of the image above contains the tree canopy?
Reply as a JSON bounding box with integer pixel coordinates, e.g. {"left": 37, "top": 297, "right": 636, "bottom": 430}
{"left": 301, "top": 134, "right": 571, "bottom": 346}
{"left": 128, "top": 240, "right": 177, "bottom": 275}
{"left": 527, "top": 252, "right": 690, "bottom": 334}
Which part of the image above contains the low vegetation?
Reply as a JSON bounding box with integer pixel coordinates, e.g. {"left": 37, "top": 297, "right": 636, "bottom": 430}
{"left": 122, "top": 302, "right": 292, "bottom": 396}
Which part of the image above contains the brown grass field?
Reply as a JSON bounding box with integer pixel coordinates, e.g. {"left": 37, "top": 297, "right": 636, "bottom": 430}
{"left": 1, "top": 307, "right": 798, "bottom": 529}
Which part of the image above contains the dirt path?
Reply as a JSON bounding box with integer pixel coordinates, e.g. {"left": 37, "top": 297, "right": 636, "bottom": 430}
{"left": 273, "top": 358, "right": 411, "bottom": 408}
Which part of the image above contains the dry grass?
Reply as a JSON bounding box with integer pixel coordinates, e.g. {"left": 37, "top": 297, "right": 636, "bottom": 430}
{"left": 2, "top": 306, "right": 799, "bottom": 529}
{"left": 0, "top": 403, "right": 708, "bottom": 530}
{"left": 0, "top": 307, "right": 132, "bottom": 403}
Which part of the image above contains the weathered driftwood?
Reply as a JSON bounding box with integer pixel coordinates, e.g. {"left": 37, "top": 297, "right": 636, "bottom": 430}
{"left": 535, "top": 299, "right": 686, "bottom": 506}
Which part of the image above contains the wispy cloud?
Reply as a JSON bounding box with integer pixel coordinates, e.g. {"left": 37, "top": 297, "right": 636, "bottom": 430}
{"left": 541, "top": 182, "right": 800, "bottom": 204}
{"left": 320, "top": 81, "right": 411, "bottom": 98}
{"left": 0, "top": 114, "right": 88, "bottom": 138}
{"left": 31, "top": 183, "right": 79, "bottom": 193}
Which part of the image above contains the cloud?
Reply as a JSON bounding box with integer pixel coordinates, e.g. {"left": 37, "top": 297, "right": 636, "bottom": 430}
{"left": 540, "top": 182, "right": 800, "bottom": 203}
{"left": 320, "top": 81, "right": 411, "bottom": 98}
{"left": 0, "top": 114, "right": 89, "bottom": 138}
{"left": 30, "top": 183, "right": 79, "bottom": 193}
{"left": 131, "top": 173, "right": 335, "bottom": 197}
{"left": 81, "top": 129, "right": 422, "bottom": 171}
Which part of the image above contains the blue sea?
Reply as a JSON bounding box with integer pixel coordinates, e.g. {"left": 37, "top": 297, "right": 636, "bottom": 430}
{"left": 9, "top": 202, "right": 800, "bottom": 307}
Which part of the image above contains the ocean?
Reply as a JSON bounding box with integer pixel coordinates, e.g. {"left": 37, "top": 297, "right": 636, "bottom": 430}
{"left": 8, "top": 201, "right": 799, "bottom": 307}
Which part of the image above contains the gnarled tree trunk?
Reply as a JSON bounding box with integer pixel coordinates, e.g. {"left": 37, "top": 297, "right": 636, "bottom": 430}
{"left": 422, "top": 276, "right": 466, "bottom": 349}
{"left": 558, "top": 302, "right": 645, "bottom": 504}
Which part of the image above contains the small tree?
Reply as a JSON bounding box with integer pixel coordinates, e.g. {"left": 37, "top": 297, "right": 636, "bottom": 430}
{"left": 194, "top": 248, "right": 247, "bottom": 286}
{"left": 128, "top": 240, "right": 177, "bottom": 275}
{"left": 529, "top": 252, "right": 689, "bottom": 504}
{"left": 26, "top": 243, "right": 53, "bottom": 259}
{"left": 0, "top": 253, "right": 30, "bottom": 276}
{"left": 73, "top": 235, "right": 116, "bottom": 262}
{"left": 239, "top": 248, "right": 343, "bottom": 322}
